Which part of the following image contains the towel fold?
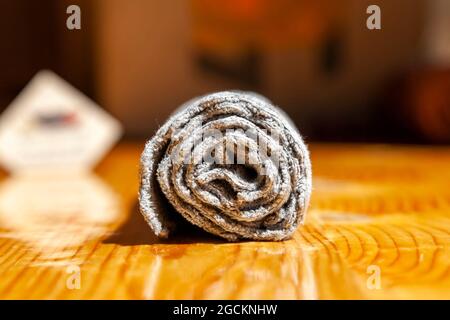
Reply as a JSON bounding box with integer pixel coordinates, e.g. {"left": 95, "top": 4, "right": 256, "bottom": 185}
{"left": 139, "top": 91, "right": 311, "bottom": 241}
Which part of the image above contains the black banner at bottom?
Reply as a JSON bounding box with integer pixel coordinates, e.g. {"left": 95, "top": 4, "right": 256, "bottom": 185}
{"left": 1, "top": 300, "right": 445, "bottom": 319}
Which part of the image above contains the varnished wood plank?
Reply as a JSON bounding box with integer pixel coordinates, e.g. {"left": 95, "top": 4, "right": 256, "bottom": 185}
{"left": 0, "top": 142, "right": 449, "bottom": 299}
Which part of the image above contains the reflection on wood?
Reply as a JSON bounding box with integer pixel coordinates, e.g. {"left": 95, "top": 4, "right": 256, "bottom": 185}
{"left": 0, "top": 143, "right": 449, "bottom": 299}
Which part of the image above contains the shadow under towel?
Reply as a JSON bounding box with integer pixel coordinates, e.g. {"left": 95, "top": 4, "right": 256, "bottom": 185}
{"left": 139, "top": 91, "right": 312, "bottom": 241}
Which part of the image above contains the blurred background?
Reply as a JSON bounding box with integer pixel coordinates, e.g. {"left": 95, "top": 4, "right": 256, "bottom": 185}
{"left": 1, "top": 0, "right": 449, "bottom": 144}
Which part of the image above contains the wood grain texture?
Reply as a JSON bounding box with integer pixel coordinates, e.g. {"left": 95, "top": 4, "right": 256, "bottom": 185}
{"left": 0, "top": 142, "right": 449, "bottom": 299}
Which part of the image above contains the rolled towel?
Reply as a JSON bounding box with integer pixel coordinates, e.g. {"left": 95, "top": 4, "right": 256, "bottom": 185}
{"left": 139, "top": 91, "right": 312, "bottom": 241}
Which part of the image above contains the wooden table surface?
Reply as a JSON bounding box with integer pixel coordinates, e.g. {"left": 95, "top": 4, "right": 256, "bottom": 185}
{"left": 0, "top": 142, "right": 449, "bottom": 299}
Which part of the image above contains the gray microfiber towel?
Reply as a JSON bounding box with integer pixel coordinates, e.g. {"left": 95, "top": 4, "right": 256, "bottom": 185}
{"left": 139, "top": 91, "right": 312, "bottom": 241}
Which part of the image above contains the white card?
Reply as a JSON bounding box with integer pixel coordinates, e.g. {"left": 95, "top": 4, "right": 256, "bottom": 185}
{"left": 0, "top": 70, "right": 122, "bottom": 174}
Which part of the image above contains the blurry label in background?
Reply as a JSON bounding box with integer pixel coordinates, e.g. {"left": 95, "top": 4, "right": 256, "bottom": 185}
{"left": 0, "top": 70, "right": 122, "bottom": 174}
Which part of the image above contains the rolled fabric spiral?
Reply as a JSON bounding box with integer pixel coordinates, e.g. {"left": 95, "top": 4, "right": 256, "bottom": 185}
{"left": 139, "top": 91, "right": 312, "bottom": 241}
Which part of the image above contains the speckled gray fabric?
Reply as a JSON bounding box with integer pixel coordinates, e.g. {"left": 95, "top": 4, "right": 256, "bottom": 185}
{"left": 139, "top": 91, "right": 312, "bottom": 241}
